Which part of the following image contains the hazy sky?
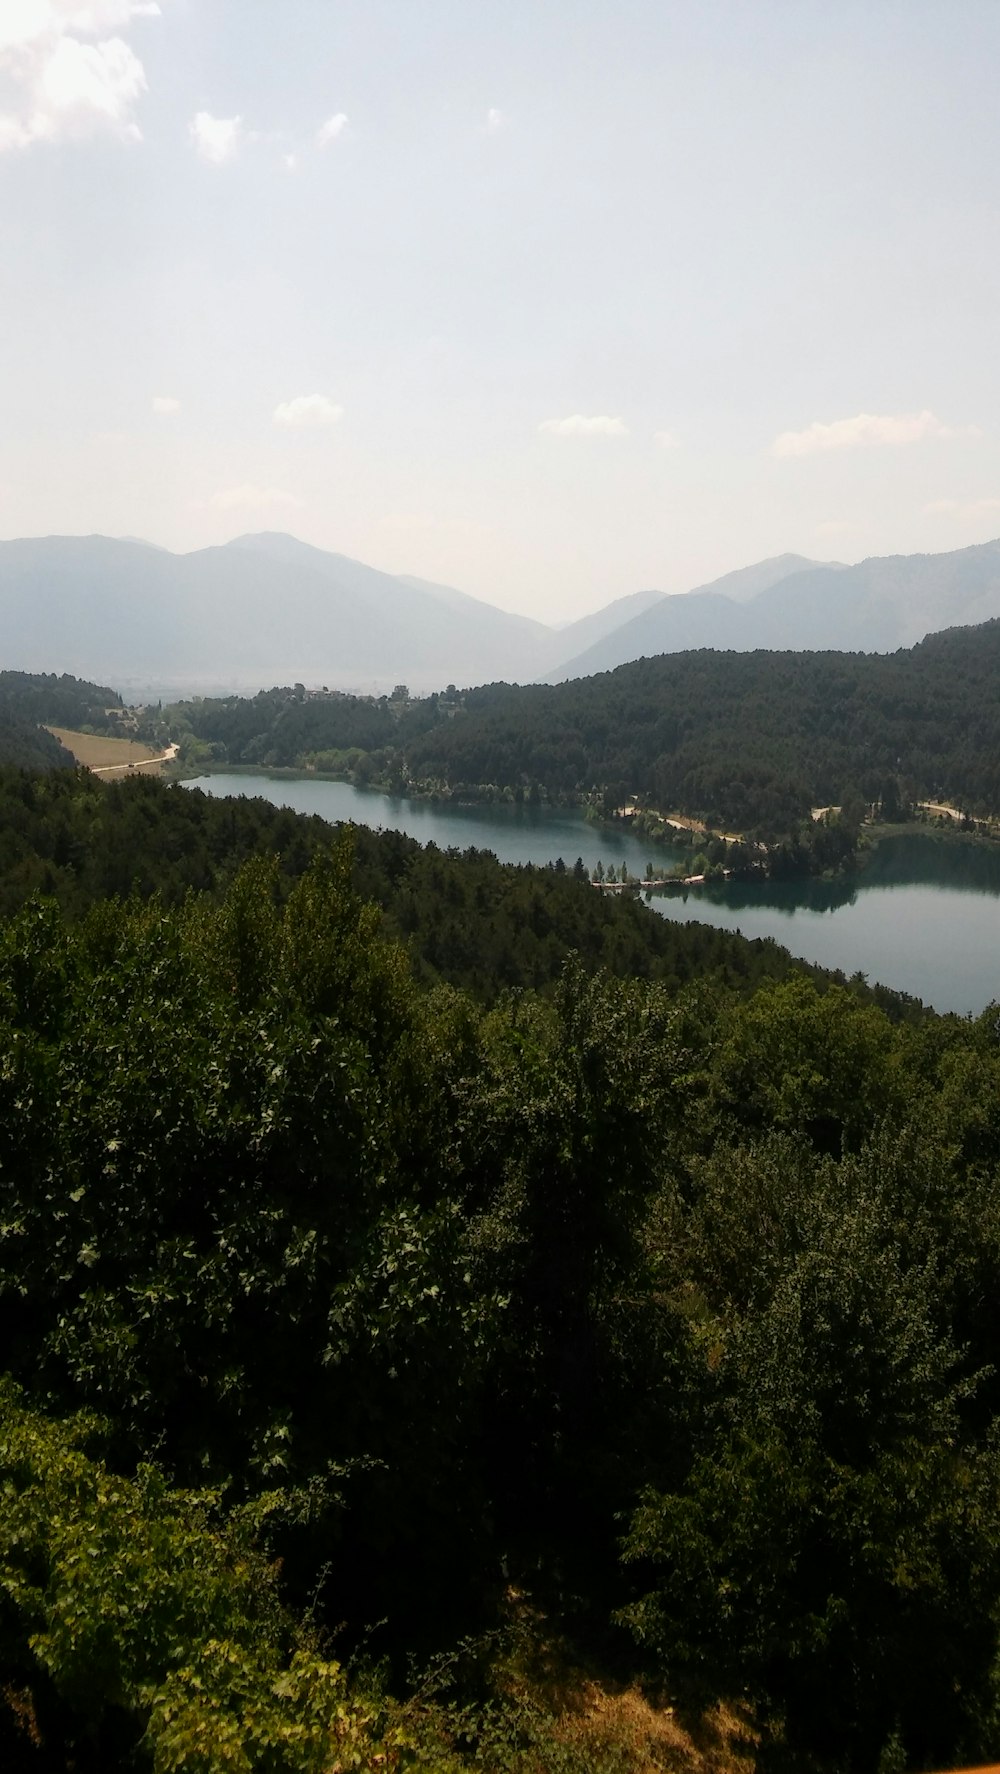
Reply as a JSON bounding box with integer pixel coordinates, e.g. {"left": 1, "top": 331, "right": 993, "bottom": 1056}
{"left": 3, "top": 0, "right": 1000, "bottom": 621}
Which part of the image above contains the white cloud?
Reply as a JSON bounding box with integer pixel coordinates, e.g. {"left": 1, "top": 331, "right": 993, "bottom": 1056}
{"left": 190, "top": 110, "right": 243, "bottom": 164}
{"left": 50, "top": 4, "right": 159, "bottom": 31}
{"left": 315, "top": 111, "right": 348, "bottom": 148}
{"left": 772, "top": 409, "right": 971, "bottom": 459}
{"left": 206, "top": 485, "right": 304, "bottom": 512}
{"left": 539, "top": 414, "right": 628, "bottom": 438}
{"left": 0, "top": 5, "right": 50, "bottom": 55}
{"left": 41, "top": 33, "right": 144, "bottom": 129}
{"left": 0, "top": 0, "right": 154, "bottom": 149}
{"left": 273, "top": 393, "right": 343, "bottom": 428}
{"left": 151, "top": 394, "right": 179, "bottom": 414}
{"left": 653, "top": 429, "right": 679, "bottom": 449}
{"left": 0, "top": 3, "right": 158, "bottom": 54}
{"left": 485, "top": 106, "right": 505, "bottom": 134}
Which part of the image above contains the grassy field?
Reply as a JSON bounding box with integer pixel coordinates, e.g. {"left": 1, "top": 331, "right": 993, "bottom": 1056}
{"left": 46, "top": 727, "right": 167, "bottom": 772}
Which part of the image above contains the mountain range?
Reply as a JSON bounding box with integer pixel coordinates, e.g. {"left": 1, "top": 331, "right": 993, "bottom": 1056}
{"left": 2, "top": 530, "right": 1000, "bottom": 694}
{"left": 549, "top": 542, "right": 1000, "bottom": 679}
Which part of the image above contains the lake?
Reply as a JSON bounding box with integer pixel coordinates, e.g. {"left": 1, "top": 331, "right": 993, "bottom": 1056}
{"left": 183, "top": 773, "right": 1000, "bottom": 1015}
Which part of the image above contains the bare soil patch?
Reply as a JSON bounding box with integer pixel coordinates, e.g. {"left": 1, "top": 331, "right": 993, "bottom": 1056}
{"left": 46, "top": 727, "right": 168, "bottom": 773}
{"left": 661, "top": 812, "right": 745, "bottom": 845}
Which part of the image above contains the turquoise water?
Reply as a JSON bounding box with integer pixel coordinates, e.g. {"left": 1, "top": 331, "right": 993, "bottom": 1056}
{"left": 183, "top": 775, "right": 1000, "bottom": 1014}
{"left": 183, "top": 773, "right": 688, "bottom": 874}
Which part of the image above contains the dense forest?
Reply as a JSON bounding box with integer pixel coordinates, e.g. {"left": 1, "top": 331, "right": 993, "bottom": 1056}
{"left": 0, "top": 709, "right": 68, "bottom": 772}
{"left": 158, "top": 620, "right": 1000, "bottom": 845}
{"left": 2, "top": 761, "right": 1000, "bottom": 1771}
{"left": 159, "top": 681, "right": 443, "bottom": 787}
{"left": 0, "top": 670, "right": 123, "bottom": 734}
{"left": 404, "top": 620, "right": 1000, "bottom": 832}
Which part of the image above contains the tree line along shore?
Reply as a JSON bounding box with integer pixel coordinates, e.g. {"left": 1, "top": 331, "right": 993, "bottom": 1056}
{"left": 103, "top": 614, "right": 1000, "bottom": 880}
{"left": 12, "top": 617, "right": 1000, "bottom": 880}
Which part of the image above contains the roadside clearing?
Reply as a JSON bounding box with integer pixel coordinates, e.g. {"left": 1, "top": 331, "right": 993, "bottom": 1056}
{"left": 45, "top": 727, "right": 179, "bottom": 775}
{"left": 658, "top": 811, "right": 746, "bottom": 844}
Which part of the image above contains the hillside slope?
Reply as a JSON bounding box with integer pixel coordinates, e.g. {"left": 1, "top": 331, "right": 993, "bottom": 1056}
{"left": 0, "top": 533, "right": 547, "bottom": 693}
{"left": 405, "top": 617, "right": 1000, "bottom": 831}
{"left": 547, "top": 541, "right": 1000, "bottom": 678}
{"left": 6, "top": 532, "right": 1000, "bottom": 693}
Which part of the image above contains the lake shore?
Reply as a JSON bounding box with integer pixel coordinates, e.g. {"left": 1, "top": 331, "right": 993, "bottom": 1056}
{"left": 169, "top": 761, "right": 1000, "bottom": 888}
{"left": 178, "top": 771, "right": 1000, "bottom": 1013}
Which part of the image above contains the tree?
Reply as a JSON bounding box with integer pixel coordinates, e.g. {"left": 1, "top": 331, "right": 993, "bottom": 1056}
{"left": 0, "top": 1382, "right": 401, "bottom": 1773}
{"left": 621, "top": 1134, "right": 1000, "bottom": 1770}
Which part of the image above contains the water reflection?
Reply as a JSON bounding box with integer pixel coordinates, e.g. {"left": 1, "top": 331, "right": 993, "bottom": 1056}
{"left": 676, "top": 873, "right": 861, "bottom": 917}
{"left": 670, "top": 835, "right": 1000, "bottom": 921}
{"left": 182, "top": 776, "right": 1000, "bottom": 1013}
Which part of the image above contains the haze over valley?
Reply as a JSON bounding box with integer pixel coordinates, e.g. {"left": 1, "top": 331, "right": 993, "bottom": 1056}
{"left": 5, "top": 530, "right": 1000, "bottom": 695}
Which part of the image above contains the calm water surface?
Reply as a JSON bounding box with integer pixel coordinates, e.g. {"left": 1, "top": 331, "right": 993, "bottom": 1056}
{"left": 184, "top": 774, "right": 1000, "bottom": 1015}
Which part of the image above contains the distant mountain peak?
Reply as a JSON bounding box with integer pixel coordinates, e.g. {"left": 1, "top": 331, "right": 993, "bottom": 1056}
{"left": 223, "top": 531, "right": 320, "bottom": 558}
{"left": 684, "top": 552, "right": 842, "bottom": 605}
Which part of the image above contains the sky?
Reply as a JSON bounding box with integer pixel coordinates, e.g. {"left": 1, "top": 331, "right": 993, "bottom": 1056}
{"left": 2, "top": 0, "right": 1000, "bottom": 623}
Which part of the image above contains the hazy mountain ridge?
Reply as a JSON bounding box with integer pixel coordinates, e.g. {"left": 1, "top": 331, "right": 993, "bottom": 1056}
{"left": 0, "top": 533, "right": 546, "bottom": 694}
{"left": 686, "top": 551, "right": 839, "bottom": 604}
{"left": 751, "top": 542, "right": 1000, "bottom": 650}
{"left": 2, "top": 531, "right": 1000, "bottom": 694}
{"left": 543, "top": 540, "right": 1000, "bottom": 678}
{"left": 544, "top": 554, "right": 837, "bottom": 678}
{"left": 546, "top": 589, "right": 782, "bottom": 679}
{"left": 537, "top": 586, "right": 666, "bottom": 664}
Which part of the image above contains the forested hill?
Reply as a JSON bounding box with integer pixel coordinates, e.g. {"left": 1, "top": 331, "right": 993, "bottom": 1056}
{"left": 5, "top": 762, "right": 1000, "bottom": 1770}
{"left": 166, "top": 618, "right": 1000, "bottom": 838}
{"left": 0, "top": 669, "right": 122, "bottom": 729}
{"left": 403, "top": 617, "right": 1000, "bottom": 832}
{"left": 0, "top": 709, "right": 69, "bottom": 771}
{"left": 0, "top": 670, "right": 125, "bottom": 772}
